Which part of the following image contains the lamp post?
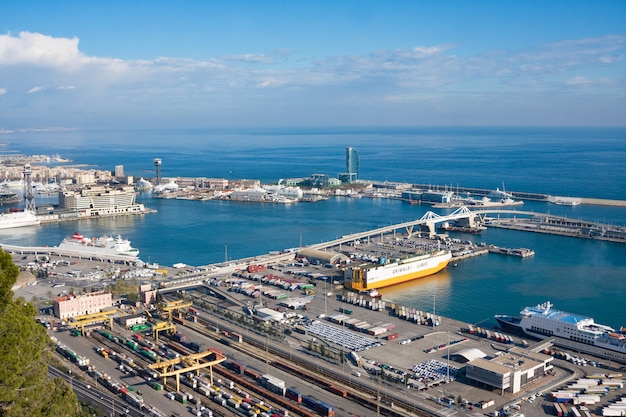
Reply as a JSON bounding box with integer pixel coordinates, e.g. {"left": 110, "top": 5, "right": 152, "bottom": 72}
{"left": 324, "top": 278, "right": 327, "bottom": 317}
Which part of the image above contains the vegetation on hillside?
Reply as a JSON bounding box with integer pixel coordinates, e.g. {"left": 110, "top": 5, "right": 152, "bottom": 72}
{"left": 0, "top": 251, "right": 83, "bottom": 416}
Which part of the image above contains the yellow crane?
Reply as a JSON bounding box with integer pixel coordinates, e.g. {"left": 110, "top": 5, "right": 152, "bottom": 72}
{"left": 158, "top": 300, "right": 193, "bottom": 321}
{"left": 148, "top": 349, "right": 226, "bottom": 391}
{"left": 151, "top": 321, "right": 176, "bottom": 344}
{"left": 67, "top": 310, "right": 121, "bottom": 336}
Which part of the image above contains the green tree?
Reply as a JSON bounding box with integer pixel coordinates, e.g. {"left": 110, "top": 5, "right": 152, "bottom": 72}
{"left": 126, "top": 292, "right": 139, "bottom": 303}
{"left": 0, "top": 251, "right": 82, "bottom": 416}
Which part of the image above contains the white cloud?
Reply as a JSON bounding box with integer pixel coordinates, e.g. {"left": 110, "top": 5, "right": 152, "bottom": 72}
{"left": 26, "top": 86, "right": 44, "bottom": 93}
{"left": 0, "top": 88, "right": 6, "bottom": 95}
{"left": 0, "top": 31, "right": 624, "bottom": 127}
{"left": 0, "top": 31, "right": 82, "bottom": 67}
{"left": 223, "top": 53, "right": 275, "bottom": 64}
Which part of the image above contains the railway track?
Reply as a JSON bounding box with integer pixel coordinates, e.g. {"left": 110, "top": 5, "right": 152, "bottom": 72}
{"left": 90, "top": 329, "right": 241, "bottom": 417}
{"left": 176, "top": 305, "right": 436, "bottom": 417}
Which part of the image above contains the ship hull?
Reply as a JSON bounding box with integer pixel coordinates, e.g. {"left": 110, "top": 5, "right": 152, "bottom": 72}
{"left": 0, "top": 211, "right": 40, "bottom": 229}
{"left": 494, "top": 315, "right": 526, "bottom": 337}
{"left": 345, "top": 251, "right": 451, "bottom": 291}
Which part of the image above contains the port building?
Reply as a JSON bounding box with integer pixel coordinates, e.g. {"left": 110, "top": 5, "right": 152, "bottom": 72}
{"left": 297, "top": 248, "right": 349, "bottom": 266}
{"left": 54, "top": 291, "right": 113, "bottom": 319}
{"left": 464, "top": 347, "right": 553, "bottom": 394}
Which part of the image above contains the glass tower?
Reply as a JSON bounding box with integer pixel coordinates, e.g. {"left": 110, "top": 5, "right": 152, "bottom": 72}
{"left": 346, "top": 147, "right": 359, "bottom": 179}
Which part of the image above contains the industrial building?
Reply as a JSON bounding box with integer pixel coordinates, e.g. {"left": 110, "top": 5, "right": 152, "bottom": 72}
{"left": 465, "top": 347, "right": 554, "bottom": 394}
{"left": 254, "top": 307, "right": 285, "bottom": 322}
{"left": 118, "top": 313, "right": 147, "bottom": 329}
{"left": 297, "top": 248, "right": 349, "bottom": 266}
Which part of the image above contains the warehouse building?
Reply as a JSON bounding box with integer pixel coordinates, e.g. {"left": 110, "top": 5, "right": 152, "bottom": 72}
{"left": 465, "top": 347, "right": 553, "bottom": 394}
{"left": 297, "top": 248, "right": 349, "bottom": 266}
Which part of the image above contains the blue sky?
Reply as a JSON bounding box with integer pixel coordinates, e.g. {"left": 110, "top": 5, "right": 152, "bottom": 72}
{"left": 1, "top": 1, "right": 625, "bottom": 130}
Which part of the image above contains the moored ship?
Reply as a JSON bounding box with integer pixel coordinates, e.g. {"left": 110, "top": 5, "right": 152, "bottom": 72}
{"left": 495, "top": 301, "right": 626, "bottom": 363}
{"left": 0, "top": 192, "right": 21, "bottom": 204}
{"left": 58, "top": 233, "right": 140, "bottom": 258}
{"left": 344, "top": 250, "right": 451, "bottom": 291}
{"left": 0, "top": 209, "right": 40, "bottom": 229}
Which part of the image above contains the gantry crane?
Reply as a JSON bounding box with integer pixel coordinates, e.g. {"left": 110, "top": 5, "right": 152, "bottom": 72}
{"left": 67, "top": 310, "right": 120, "bottom": 336}
{"left": 148, "top": 349, "right": 226, "bottom": 391}
{"left": 158, "top": 299, "right": 193, "bottom": 321}
{"left": 151, "top": 320, "right": 176, "bottom": 344}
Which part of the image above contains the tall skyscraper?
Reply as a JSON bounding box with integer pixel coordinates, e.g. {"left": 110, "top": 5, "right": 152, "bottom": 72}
{"left": 346, "top": 147, "right": 359, "bottom": 180}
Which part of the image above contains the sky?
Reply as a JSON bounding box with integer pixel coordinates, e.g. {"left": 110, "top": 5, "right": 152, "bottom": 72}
{"left": 1, "top": 1, "right": 625, "bottom": 130}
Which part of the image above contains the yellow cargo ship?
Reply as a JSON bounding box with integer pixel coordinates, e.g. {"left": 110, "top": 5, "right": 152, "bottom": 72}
{"left": 344, "top": 250, "right": 452, "bottom": 291}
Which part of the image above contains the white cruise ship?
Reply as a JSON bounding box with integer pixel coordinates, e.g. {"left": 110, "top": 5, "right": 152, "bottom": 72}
{"left": 58, "top": 233, "right": 140, "bottom": 258}
{"left": 0, "top": 210, "right": 40, "bottom": 229}
{"left": 496, "top": 301, "right": 626, "bottom": 362}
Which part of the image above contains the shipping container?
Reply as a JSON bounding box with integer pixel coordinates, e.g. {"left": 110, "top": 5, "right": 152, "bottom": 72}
{"left": 328, "top": 385, "right": 347, "bottom": 397}
{"left": 286, "top": 388, "right": 302, "bottom": 403}
{"left": 244, "top": 368, "right": 261, "bottom": 380}
{"left": 554, "top": 403, "right": 563, "bottom": 416}
{"left": 148, "top": 380, "right": 163, "bottom": 391}
{"left": 174, "top": 391, "right": 188, "bottom": 405}
{"left": 315, "top": 400, "right": 335, "bottom": 417}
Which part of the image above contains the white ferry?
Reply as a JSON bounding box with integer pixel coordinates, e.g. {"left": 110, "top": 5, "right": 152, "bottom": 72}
{"left": 496, "top": 301, "right": 626, "bottom": 363}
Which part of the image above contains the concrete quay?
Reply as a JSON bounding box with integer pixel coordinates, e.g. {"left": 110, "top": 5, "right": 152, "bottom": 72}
{"left": 579, "top": 197, "right": 626, "bottom": 207}
{"left": 189, "top": 281, "right": 600, "bottom": 417}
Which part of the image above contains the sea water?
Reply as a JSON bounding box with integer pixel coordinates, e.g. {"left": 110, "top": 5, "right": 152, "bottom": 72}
{"left": 1, "top": 126, "right": 625, "bottom": 330}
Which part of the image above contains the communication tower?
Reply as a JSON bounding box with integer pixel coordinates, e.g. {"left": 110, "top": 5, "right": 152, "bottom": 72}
{"left": 153, "top": 158, "right": 162, "bottom": 185}
{"left": 23, "top": 164, "right": 36, "bottom": 212}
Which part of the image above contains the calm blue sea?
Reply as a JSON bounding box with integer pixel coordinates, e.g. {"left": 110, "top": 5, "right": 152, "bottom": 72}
{"left": 1, "top": 126, "right": 625, "bottom": 330}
